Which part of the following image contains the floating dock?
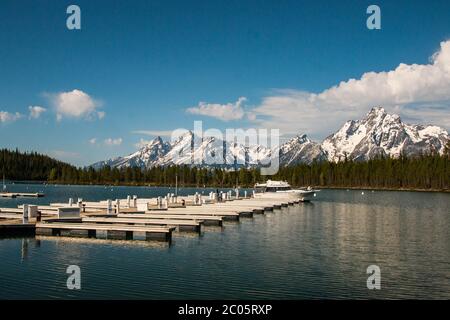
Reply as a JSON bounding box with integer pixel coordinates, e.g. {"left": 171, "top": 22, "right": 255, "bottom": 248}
{"left": 35, "top": 222, "right": 174, "bottom": 241}
{"left": 0, "top": 190, "right": 306, "bottom": 242}
{"left": 0, "top": 192, "right": 44, "bottom": 198}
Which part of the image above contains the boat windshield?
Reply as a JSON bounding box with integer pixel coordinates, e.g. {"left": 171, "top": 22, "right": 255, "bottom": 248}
{"left": 265, "top": 186, "right": 291, "bottom": 192}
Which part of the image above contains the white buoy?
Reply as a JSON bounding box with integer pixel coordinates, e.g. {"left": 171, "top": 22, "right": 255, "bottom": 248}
{"left": 361, "top": 192, "right": 365, "bottom": 195}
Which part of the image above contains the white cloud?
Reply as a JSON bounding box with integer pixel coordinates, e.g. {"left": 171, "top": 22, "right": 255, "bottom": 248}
{"left": 0, "top": 111, "right": 22, "bottom": 123}
{"left": 186, "top": 97, "right": 247, "bottom": 121}
{"left": 48, "top": 89, "right": 104, "bottom": 121}
{"left": 97, "top": 111, "right": 105, "bottom": 119}
{"left": 132, "top": 130, "right": 174, "bottom": 137}
{"left": 251, "top": 40, "right": 450, "bottom": 138}
{"left": 89, "top": 138, "right": 97, "bottom": 145}
{"left": 104, "top": 138, "right": 123, "bottom": 146}
{"left": 28, "top": 106, "right": 46, "bottom": 119}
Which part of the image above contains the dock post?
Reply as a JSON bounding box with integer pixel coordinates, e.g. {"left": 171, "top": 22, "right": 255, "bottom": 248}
{"left": 157, "top": 196, "right": 162, "bottom": 209}
{"left": 133, "top": 195, "right": 137, "bottom": 208}
{"left": 22, "top": 204, "right": 29, "bottom": 224}
{"left": 235, "top": 188, "right": 239, "bottom": 199}
{"left": 115, "top": 199, "right": 120, "bottom": 213}
{"left": 68, "top": 198, "right": 73, "bottom": 207}
{"left": 106, "top": 199, "right": 112, "bottom": 215}
{"left": 127, "top": 195, "right": 131, "bottom": 208}
{"left": 28, "top": 205, "right": 38, "bottom": 219}
{"left": 244, "top": 191, "right": 247, "bottom": 198}
{"left": 77, "top": 198, "right": 83, "bottom": 209}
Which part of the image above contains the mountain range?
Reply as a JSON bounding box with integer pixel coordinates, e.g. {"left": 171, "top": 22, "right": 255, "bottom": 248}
{"left": 91, "top": 107, "right": 449, "bottom": 170}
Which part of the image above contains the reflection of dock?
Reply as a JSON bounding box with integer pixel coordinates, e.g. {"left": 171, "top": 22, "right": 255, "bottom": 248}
{"left": 0, "top": 190, "right": 304, "bottom": 243}
{"left": 0, "top": 192, "right": 44, "bottom": 198}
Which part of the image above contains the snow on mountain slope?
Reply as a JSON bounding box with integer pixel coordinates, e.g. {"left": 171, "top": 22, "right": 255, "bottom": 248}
{"left": 279, "top": 134, "right": 326, "bottom": 165}
{"left": 91, "top": 107, "right": 449, "bottom": 169}
{"left": 322, "top": 107, "right": 449, "bottom": 162}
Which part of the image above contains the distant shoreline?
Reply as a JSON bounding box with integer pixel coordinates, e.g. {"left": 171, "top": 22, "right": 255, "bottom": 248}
{"left": 4, "top": 180, "right": 449, "bottom": 193}
{"left": 317, "top": 186, "right": 450, "bottom": 193}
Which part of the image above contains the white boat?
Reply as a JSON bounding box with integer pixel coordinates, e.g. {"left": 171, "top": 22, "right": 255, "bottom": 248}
{"left": 254, "top": 180, "right": 319, "bottom": 201}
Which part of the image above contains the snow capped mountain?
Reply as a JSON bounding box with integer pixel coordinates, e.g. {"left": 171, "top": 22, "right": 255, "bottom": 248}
{"left": 91, "top": 136, "right": 170, "bottom": 169}
{"left": 279, "top": 134, "right": 326, "bottom": 165}
{"left": 322, "top": 107, "right": 449, "bottom": 162}
{"left": 91, "top": 131, "right": 276, "bottom": 169}
{"left": 91, "top": 107, "right": 449, "bottom": 169}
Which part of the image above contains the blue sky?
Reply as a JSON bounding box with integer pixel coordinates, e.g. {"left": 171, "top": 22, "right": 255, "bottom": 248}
{"left": 1, "top": 0, "right": 450, "bottom": 166}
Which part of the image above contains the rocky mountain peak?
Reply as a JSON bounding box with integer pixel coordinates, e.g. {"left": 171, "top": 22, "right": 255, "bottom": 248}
{"left": 90, "top": 108, "right": 449, "bottom": 169}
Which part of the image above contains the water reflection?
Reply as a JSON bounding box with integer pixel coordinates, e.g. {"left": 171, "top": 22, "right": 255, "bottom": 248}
{"left": 35, "top": 235, "right": 171, "bottom": 250}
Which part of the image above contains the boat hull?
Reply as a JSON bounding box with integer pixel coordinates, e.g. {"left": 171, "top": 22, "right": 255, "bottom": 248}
{"left": 254, "top": 189, "right": 318, "bottom": 200}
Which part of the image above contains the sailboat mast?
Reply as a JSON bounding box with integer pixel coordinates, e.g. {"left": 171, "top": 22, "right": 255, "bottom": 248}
{"left": 175, "top": 173, "right": 178, "bottom": 196}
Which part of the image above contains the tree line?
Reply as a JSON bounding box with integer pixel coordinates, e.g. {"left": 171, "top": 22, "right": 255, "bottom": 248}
{"left": 1, "top": 146, "right": 449, "bottom": 190}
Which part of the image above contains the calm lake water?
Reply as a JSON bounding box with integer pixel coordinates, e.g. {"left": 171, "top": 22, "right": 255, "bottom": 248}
{"left": 0, "top": 184, "right": 449, "bottom": 299}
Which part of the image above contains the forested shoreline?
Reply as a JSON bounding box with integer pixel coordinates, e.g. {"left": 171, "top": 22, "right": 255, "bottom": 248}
{"left": 1, "top": 148, "right": 449, "bottom": 191}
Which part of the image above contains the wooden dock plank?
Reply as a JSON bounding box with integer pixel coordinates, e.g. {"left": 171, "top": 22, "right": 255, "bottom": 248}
{"left": 117, "top": 213, "right": 223, "bottom": 226}
{"left": 82, "top": 217, "right": 202, "bottom": 232}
